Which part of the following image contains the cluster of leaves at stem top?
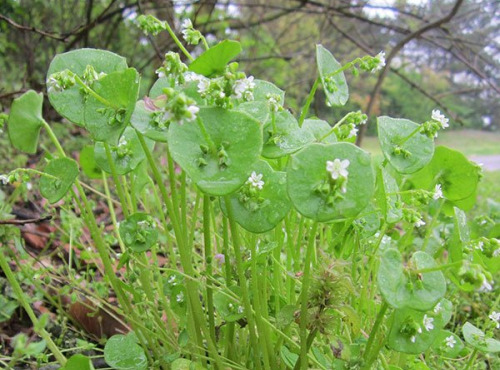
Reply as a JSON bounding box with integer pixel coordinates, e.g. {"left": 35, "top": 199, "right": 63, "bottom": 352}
{"left": 4, "top": 26, "right": 499, "bottom": 370}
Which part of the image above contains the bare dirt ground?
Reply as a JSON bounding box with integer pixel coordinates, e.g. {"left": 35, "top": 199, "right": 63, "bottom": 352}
{"left": 469, "top": 155, "right": 500, "bottom": 172}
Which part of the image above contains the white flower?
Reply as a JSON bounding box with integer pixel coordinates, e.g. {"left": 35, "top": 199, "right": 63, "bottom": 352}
{"left": 431, "top": 109, "right": 449, "bottom": 129}
{"left": 433, "top": 184, "right": 443, "bottom": 200}
{"left": 415, "top": 219, "right": 426, "bottom": 228}
{"left": 248, "top": 171, "right": 264, "bottom": 190}
{"left": 186, "top": 105, "right": 199, "bottom": 121}
{"left": 493, "top": 248, "right": 500, "bottom": 257}
{"left": 46, "top": 76, "right": 61, "bottom": 93}
{"left": 168, "top": 275, "right": 176, "bottom": 284}
{"left": 237, "top": 306, "right": 244, "bottom": 314}
{"left": 26, "top": 182, "right": 32, "bottom": 190}
{"left": 197, "top": 79, "right": 210, "bottom": 95}
{"left": 433, "top": 302, "right": 442, "bottom": 314}
{"left": 184, "top": 72, "right": 204, "bottom": 83}
{"left": 181, "top": 19, "right": 192, "bottom": 30}
{"left": 479, "top": 279, "right": 493, "bottom": 292}
{"left": 0, "top": 175, "right": 9, "bottom": 185}
{"left": 417, "top": 327, "right": 423, "bottom": 334}
{"left": 445, "top": 335, "right": 456, "bottom": 348}
{"left": 176, "top": 292, "right": 184, "bottom": 302}
{"left": 410, "top": 335, "right": 416, "bottom": 343}
{"left": 326, "top": 159, "right": 350, "bottom": 180}
{"left": 489, "top": 311, "right": 500, "bottom": 329}
{"left": 233, "top": 76, "right": 255, "bottom": 99}
{"left": 372, "top": 51, "right": 386, "bottom": 72}
{"left": 156, "top": 70, "right": 166, "bottom": 78}
{"left": 475, "top": 241, "right": 484, "bottom": 252}
{"left": 348, "top": 127, "right": 358, "bottom": 139}
{"left": 423, "top": 314, "right": 434, "bottom": 331}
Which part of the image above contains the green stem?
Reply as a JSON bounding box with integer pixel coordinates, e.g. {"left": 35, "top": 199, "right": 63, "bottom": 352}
{"left": 318, "top": 112, "right": 354, "bottom": 142}
{"left": 397, "top": 125, "right": 422, "bottom": 146}
{"left": 197, "top": 117, "right": 217, "bottom": 152}
{"left": 296, "top": 222, "right": 319, "bottom": 370}
{"left": 298, "top": 77, "right": 320, "bottom": 127}
{"left": 104, "top": 143, "right": 130, "bottom": 218}
{"left": 0, "top": 249, "right": 67, "bottom": 366}
{"left": 162, "top": 21, "right": 194, "bottom": 61}
{"left": 203, "top": 195, "right": 216, "bottom": 343}
{"left": 414, "top": 261, "right": 463, "bottom": 274}
{"left": 363, "top": 301, "right": 389, "bottom": 365}
{"left": 73, "top": 75, "right": 118, "bottom": 109}
{"left": 225, "top": 196, "right": 262, "bottom": 370}
{"left": 465, "top": 348, "right": 478, "bottom": 370}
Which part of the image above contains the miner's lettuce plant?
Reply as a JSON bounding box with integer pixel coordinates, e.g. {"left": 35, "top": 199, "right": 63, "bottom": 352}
{"left": 0, "top": 14, "right": 499, "bottom": 370}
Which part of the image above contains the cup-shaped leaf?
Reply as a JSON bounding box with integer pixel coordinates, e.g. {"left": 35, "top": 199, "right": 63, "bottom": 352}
{"left": 104, "top": 332, "right": 147, "bottom": 370}
{"left": 83, "top": 68, "right": 140, "bottom": 144}
{"left": 220, "top": 160, "right": 291, "bottom": 233}
{"left": 262, "top": 110, "right": 315, "bottom": 159}
{"left": 47, "top": 49, "right": 128, "bottom": 126}
{"left": 168, "top": 107, "right": 262, "bottom": 195}
{"left": 377, "top": 116, "right": 434, "bottom": 174}
{"left": 462, "top": 322, "right": 500, "bottom": 353}
{"left": 40, "top": 158, "right": 79, "bottom": 203}
{"left": 387, "top": 299, "right": 452, "bottom": 354}
{"left": 94, "top": 126, "right": 153, "bottom": 175}
{"left": 188, "top": 40, "right": 242, "bottom": 77}
{"left": 7, "top": 90, "right": 44, "bottom": 154}
{"left": 302, "top": 119, "right": 337, "bottom": 144}
{"left": 287, "top": 142, "right": 375, "bottom": 222}
{"left": 130, "top": 100, "right": 168, "bottom": 142}
{"left": 411, "top": 146, "right": 481, "bottom": 204}
{"left": 316, "top": 44, "right": 348, "bottom": 107}
{"left": 378, "top": 249, "right": 446, "bottom": 311}
{"left": 119, "top": 213, "right": 158, "bottom": 253}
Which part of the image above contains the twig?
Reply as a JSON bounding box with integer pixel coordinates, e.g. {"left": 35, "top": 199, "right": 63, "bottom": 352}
{"left": 0, "top": 215, "right": 52, "bottom": 225}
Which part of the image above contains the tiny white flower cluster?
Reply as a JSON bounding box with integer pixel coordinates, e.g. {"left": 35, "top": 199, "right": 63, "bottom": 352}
{"left": 431, "top": 109, "right": 449, "bottom": 129}
{"left": 415, "top": 218, "right": 426, "bottom": 228}
{"left": 0, "top": 174, "right": 9, "bottom": 185}
{"left": 433, "top": 302, "right": 442, "bottom": 314}
{"left": 372, "top": 51, "right": 386, "bottom": 73}
{"left": 247, "top": 171, "right": 264, "bottom": 190}
{"left": 233, "top": 76, "right": 255, "bottom": 100}
{"left": 489, "top": 311, "right": 500, "bottom": 329}
{"left": 411, "top": 314, "right": 434, "bottom": 343}
{"left": 445, "top": 335, "right": 456, "bottom": 348}
{"left": 326, "top": 159, "right": 350, "bottom": 181}
{"left": 433, "top": 184, "right": 443, "bottom": 200}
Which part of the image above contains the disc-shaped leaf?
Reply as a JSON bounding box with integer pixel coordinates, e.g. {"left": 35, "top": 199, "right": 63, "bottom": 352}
{"left": 40, "top": 158, "right": 79, "bottom": 203}
{"left": 79, "top": 145, "right": 102, "bottom": 179}
{"left": 130, "top": 100, "right": 168, "bottom": 142}
{"left": 188, "top": 40, "right": 242, "bottom": 76}
{"left": 104, "top": 333, "right": 147, "bottom": 370}
{"left": 213, "top": 287, "right": 245, "bottom": 322}
{"left": 316, "top": 44, "right": 348, "bottom": 106}
{"left": 47, "top": 49, "right": 128, "bottom": 126}
{"left": 252, "top": 79, "right": 285, "bottom": 103}
{"left": 411, "top": 146, "right": 481, "bottom": 203}
{"left": 302, "top": 119, "right": 337, "bottom": 144}
{"left": 94, "top": 126, "right": 153, "bottom": 175}
{"left": 7, "top": 90, "right": 44, "bottom": 154}
{"left": 220, "top": 160, "right": 291, "bottom": 233}
{"left": 287, "top": 143, "right": 375, "bottom": 222}
{"left": 83, "top": 68, "right": 140, "bottom": 144}
{"left": 462, "top": 322, "right": 500, "bottom": 353}
{"left": 262, "top": 110, "right": 315, "bottom": 159}
{"left": 378, "top": 249, "right": 446, "bottom": 311}
{"left": 236, "top": 101, "right": 269, "bottom": 125}
{"left": 377, "top": 116, "right": 434, "bottom": 174}
{"left": 63, "top": 354, "right": 95, "bottom": 370}
{"left": 387, "top": 299, "right": 452, "bottom": 354}
{"left": 119, "top": 213, "right": 158, "bottom": 253}
{"left": 431, "top": 330, "right": 464, "bottom": 358}
{"left": 168, "top": 107, "right": 262, "bottom": 195}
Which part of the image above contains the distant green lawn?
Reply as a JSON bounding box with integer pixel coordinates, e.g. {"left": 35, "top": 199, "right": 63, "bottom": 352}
{"left": 361, "top": 129, "right": 500, "bottom": 156}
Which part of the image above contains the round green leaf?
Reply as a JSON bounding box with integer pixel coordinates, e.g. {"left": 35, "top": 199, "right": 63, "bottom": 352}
{"left": 316, "top": 44, "right": 348, "bottom": 106}
{"left": 40, "top": 158, "right": 79, "bottom": 203}
{"left": 130, "top": 100, "right": 168, "bottom": 142}
{"left": 387, "top": 299, "right": 452, "bottom": 354}
{"left": 119, "top": 213, "right": 158, "bottom": 253}
{"left": 377, "top": 116, "right": 434, "bottom": 174}
{"left": 188, "top": 40, "right": 242, "bottom": 76}
{"left": 104, "top": 333, "right": 147, "bottom": 370}
{"left": 354, "top": 203, "right": 381, "bottom": 238}
{"left": 7, "top": 90, "right": 44, "bottom": 154}
{"left": 302, "top": 119, "right": 337, "bottom": 144}
{"left": 94, "top": 126, "right": 153, "bottom": 175}
{"left": 168, "top": 107, "right": 262, "bottom": 195}
{"left": 79, "top": 145, "right": 102, "bottom": 179}
{"left": 411, "top": 146, "right": 481, "bottom": 203}
{"left": 213, "top": 287, "right": 245, "bottom": 322}
{"left": 287, "top": 143, "right": 375, "bottom": 222}
{"left": 220, "top": 160, "right": 291, "bottom": 233}
{"left": 63, "top": 354, "right": 95, "bottom": 370}
{"left": 462, "top": 322, "right": 500, "bottom": 353}
{"left": 47, "top": 49, "right": 128, "bottom": 126}
{"left": 252, "top": 79, "right": 285, "bottom": 103}
{"left": 431, "top": 330, "right": 464, "bottom": 358}
{"left": 262, "top": 110, "right": 315, "bottom": 159}
{"left": 236, "top": 101, "right": 269, "bottom": 125}
{"left": 378, "top": 249, "right": 446, "bottom": 311}
{"left": 83, "top": 68, "right": 140, "bottom": 144}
